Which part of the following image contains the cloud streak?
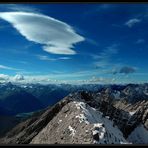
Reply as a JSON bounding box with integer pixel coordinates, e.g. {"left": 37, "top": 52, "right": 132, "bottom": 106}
{"left": 135, "top": 39, "right": 145, "bottom": 44}
{"left": 0, "top": 64, "right": 21, "bottom": 71}
{"left": 93, "top": 44, "right": 119, "bottom": 68}
{"left": 125, "top": 18, "right": 141, "bottom": 28}
{"left": 37, "top": 55, "right": 71, "bottom": 61}
{"left": 0, "top": 12, "right": 85, "bottom": 55}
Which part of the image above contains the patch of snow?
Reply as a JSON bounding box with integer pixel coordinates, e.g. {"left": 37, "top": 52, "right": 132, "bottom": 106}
{"left": 68, "top": 125, "right": 76, "bottom": 137}
{"left": 75, "top": 114, "right": 89, "bottom": 124}
{"left": 120, "top": 142, "right": 132, "bottom": 144}
{"left": 94, "top": 123, "right": 103, "bottom": 128}
{"left": 75, "top": 102, "right": 104, "bottom": 125}
{"left": 105, "top": 116, "right": 110, "bottom": 119}
{"left": 93, "top": 123, "right": 106, "bottom": 141}
{"left": 69, "top": 93, "right": 73, "bottom": 97}
{"left": 91, "top": 107, "right": 97, "bottom": 111}
{"left": 129, "top": 111, "right": 136, "bottom": 116}
{"left": 74, "top": 101, "right": 129, "bottom": 144}
{"left": 144, "top": 92, "right": 148, "bottom": 96}
{"left": 58, "top": 119, "right": 62, "bottom": 123}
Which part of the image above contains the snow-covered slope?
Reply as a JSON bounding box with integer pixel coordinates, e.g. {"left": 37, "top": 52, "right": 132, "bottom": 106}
{"left": 30, "top": 100, "right": 129, "bottom": 144}
{"left": 74, "top": 101, "right": 129, "bottom": 144}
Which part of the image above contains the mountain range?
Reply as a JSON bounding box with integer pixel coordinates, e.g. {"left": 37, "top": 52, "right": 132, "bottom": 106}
{"left": 0, "top": 82, "right": 147, "bottom": 144}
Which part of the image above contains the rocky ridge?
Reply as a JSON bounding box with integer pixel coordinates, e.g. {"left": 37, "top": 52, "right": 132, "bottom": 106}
{"left": 0, "top": 86, "right": 147, "bottom": 144}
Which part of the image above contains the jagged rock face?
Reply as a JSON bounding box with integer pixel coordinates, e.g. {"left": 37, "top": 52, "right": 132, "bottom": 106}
{"left": 78, "top": 91, "right": 148, "bottom": 138}
{"left": 30, "top": 100, "right": 128, "bottom": 144}
{"left": 69, "top": 91, "right": 148, "bottom": 142}
{"left": 31, "top": 101, "right": 94, "bottom": 144}
{"left": 0, "top": 90, "right": 147, "bottom": 144}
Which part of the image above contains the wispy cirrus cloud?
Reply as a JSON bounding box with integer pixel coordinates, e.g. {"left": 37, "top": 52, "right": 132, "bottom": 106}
{"left": 125, "top": 18, "right": 141, "bottom": 28}
{"left": 92, "top": 4, "right": 114, "bottom": 13}
{"left": 58, "top": 57, "right": 71, "bottom": 60}
{"left": 135, "top": 39, "right": 145, "bottom": 44}
{"left": 19, "top": 61, "right": 28, "bottom": 64}
{"left": 37, "top": 55, "right": 57, "bottom": 61}
{"left": 84, "top": 4, "right": 117, "bottom": 16}
{"left": 92, "top": 44, "right": 119, "bottom": 68}
{"left": 0, "top": 12, "right": 85, "bottom": 55}
{"left": 36, "top": 55, "right": 71, "bottom": 61}
{"left": 0, "top": 64, "right": 21, "bottom": 71}
{"left": 7, "top": 4, "right": 41, "bottom": 13}
{"left": 0, "top": 4, "right": 41, "bottom": 13}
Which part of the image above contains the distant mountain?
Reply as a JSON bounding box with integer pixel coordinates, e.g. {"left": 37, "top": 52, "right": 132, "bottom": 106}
{"left": 0, "top": 82, "right": 104, "bottom": 109}
{"left": 1, "top": 89, "right": 147, "bottom": 144}
{"left": 20, "top": 83, "right": 103, "bottom": 106}
{"left": 0, "top": 82, "right": 148, "bottom": 116}
{"left": 0, "top": 82, "right": 147, "bottom": 144}
{"left": 3, "top": 91, "right": 43, "bottom": 114}
{"left": 22, "top": 84, "right": 70, "bottom": 106}
{"left": 0, "top": 83, "right": 44, "bottom": 115}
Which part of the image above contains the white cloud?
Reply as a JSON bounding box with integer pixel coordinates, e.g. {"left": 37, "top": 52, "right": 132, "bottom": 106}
{"left": 43, "top": 45, "right": 76, "bottom": 55}
{"left": 13, "top": 74, "right": 24, "bottom": 81}
{"left": 0, "top": 12, "right": 85, "bottom": 55}
{"left": 0, "top": 71, "right": 139, "bottom": 85}
{"left": 125, "top": 18, "right": 141, "bottom": 28}
{"left": 0, "top": 74, "right": 25, "bottom": 83}
{"left": 0, "top": 74, "right": 9, "bottom": 81}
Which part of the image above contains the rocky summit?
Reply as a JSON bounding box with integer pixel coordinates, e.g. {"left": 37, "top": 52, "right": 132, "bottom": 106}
{"left": 0, "top": 86, "right": 147, "bottom": 144}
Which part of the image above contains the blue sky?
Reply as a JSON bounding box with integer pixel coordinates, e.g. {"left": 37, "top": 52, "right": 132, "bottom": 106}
{"left": 0, "top": 3, "right": 148, "bottom": 84}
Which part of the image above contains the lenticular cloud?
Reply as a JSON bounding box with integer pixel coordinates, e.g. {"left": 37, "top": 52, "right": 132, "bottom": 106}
{"left": 0, "top": 12, "right": 85, "bottom": 55}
